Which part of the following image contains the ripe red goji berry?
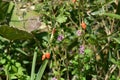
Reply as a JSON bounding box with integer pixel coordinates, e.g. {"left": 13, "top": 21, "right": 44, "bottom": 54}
{"left": 81, "top": 22, "right": 86, "bottom": 30}
{"left": 72, "top": 0, "right": 76, "bottom": 3}
{"left": 45, "top": 52, "right": 50, "bottom": 59}
{"left": 42, "top": 54, "right": 46, "bottom": 61}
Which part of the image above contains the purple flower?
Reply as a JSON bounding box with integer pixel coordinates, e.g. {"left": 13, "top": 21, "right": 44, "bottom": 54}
{"left": 57, "top": 35, "right": 64, "bottom": 41}
{"left": 79, "top": 45, "right": 85, "bottom": 54}
{"left": 76, "top": 30, "right": 81, "bottom": 36}
{"left": 51, "top": 77, "right": 57, "bottom": 80}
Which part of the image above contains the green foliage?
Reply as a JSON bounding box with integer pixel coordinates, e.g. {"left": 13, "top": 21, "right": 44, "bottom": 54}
{"left": 0, "top": 26, "right": 33, "bottom": 40}
{"left": 0, "top": 0, "right": 120, "bottom": 80}
{"left": 103, "top": 13, "right": 120, "bottom": 19}
{"left": 56, "top": 14, "right": 67, "bottom": 23}
{"left": 36, "top": 60, "right": 48, "bottom": 80}
{"left": 0, "top": 1, "right": 9, "bottom": 23}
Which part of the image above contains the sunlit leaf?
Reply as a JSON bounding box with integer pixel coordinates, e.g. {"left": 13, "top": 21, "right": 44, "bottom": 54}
{"left": 0, "top": 26, "right": 33, "bottom": 40}
{"left": 56, "top": 15, "right": 67, "bottom": 23}
{"left": 113, "top": 38, "right": 120, "bottom": 44}
{"left": 103, "top": 13, "right": 120, "bottom": 19}
{"left": 0, "top": 1, "right": 9, "bottom": 22}
{"left": 36, "top": 60, "right": 48, "bottom": 80}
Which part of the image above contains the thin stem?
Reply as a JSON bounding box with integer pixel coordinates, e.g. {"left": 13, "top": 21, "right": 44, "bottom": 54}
{"left": 6, "top": 70, "right": 11, "bottom": 80}
{"left": 78, "top": 0, "right": 81, "bottom": 26}
{"left": 105, "top": 64, "right": 117, "bottom": 80}
{"left": 53, "top": 48, "right": 60, "bottom": 79}
{"left": 117, "top": 49, "right": 120, "bottom": 78}
{"left": 78, "top": 54, "right": 81, "bottom": 80}
{"left": 65, "top": 50, "right": 69, "bottom": 80}
{"left": 68, "top": 16, "right": 78, "bottom": 28}
{"left": 30, "top": 47, "right": 38, "bottom": 80}
{"left": 32, "top": 34, "right": 44, "bottom": 53}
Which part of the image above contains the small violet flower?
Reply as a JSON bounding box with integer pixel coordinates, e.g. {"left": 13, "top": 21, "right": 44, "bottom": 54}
{"left": 76, "top": 30, "right": 81, "bottom": 36}
{"left": 79, "top": 45, "right": 85, "bottom": 54}
{"left": 51, "top": 77, "right": 57, "bottom": 80}
{"left": 57, "top": 34, "right": 64, "bottom": 41}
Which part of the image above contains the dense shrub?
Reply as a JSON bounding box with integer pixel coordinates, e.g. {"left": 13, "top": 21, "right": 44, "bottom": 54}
{"left": 0, "top": 0, "right": 120, "bottom": 80}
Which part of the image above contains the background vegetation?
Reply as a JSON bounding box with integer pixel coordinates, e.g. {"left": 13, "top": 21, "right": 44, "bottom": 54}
{"left": 0, "top": 0, "right": 120, "bottom": 80}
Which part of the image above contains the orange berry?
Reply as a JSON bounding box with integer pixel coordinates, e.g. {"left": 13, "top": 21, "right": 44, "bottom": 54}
{"left": 45, "top": 53, "right": 50, "bottom": 59}
{"left": 72, "top": 0, "right": 76, "bottom": 3}
{"left": 42, "top": 54, "right": 46, "bottom": 61}
{"left": 81, "top": 22, "right": 86, "bottom": 30}
{"left": 52, "top": 28, "right": 56, "bottom": 34}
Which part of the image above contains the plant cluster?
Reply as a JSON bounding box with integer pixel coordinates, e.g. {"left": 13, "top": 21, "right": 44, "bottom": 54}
{"left": 0, "top": 0, "right": 120, "bottom": 80}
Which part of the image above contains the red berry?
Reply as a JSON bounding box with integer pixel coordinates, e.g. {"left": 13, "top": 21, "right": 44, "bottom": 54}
{"left": 45, "top": 53, "right": 50, "bottom": 59}
{"left": 72, "top": 0, "right": 76, "bottom": 3}
{"left": 81, "top": 22, "right": 86, "bottom": 30}
{"left": 42, "top": 54, "right": 46, "bottom": 61}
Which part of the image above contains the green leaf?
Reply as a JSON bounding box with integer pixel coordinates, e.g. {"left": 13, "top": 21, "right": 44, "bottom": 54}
{"left": 103, "top": 13, "right": 120, "bottom": 19}
{"left": 85, "top": 34, "right": 97, "bottom": 45}
{"left": 110, "top": 58, "right": 117, "bottom": 64}
{"left": 91, "top": 8, "right": 104, "bottom": 15}
{"left": 56, "top": 15, "right": 67, "bottom": 23}
{"left": 0, "top": 26, "right": 33, "bottom": 40}
{"left": 0, "top": 36, "right": 9, "bottom": 42}
{"left": 36, "top": 60, "right": 48, "bottom": 80}
{"left": 72, "top": 61, "right": 78, "bottom": 65}
{"left": 15, "top": 62, "right": 21, "bottom": 67}
{"left": 71, "top": 68, "right": 78, "bottom": 75}
{"left": 11, "top": 65, "right": 17, "bottom": 73}
{"left": 60, "top": 78, "right": 65, "bottom": 80}
{"left": 15, "top": 48, "right": 28, "bottom": 56}
{"left": 18, "top": 67, "right": 24, "bottom": 74}
{"left": 0, "top": 1, "right": 9, "bottom": 22}
{"left": 85, "top": 49, "right": 93, "bottom": 57}
{"left": 0, "top": 59, "right": 6, "bottom": 64}
{"left": 85, "top": 64, "right": 90, "bottom": 70}
{"left": 0, "top": 45, "right": 5, "bottom": 49}
{"left": 113, "top": 38, "right": 120, "bottom": 44}
{"left": 31, "top": 50, "right": 37, "bottom": 80}
{"left": 7, "top": 1, "right": 14, "bottom": 14}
